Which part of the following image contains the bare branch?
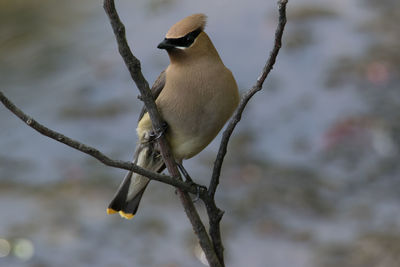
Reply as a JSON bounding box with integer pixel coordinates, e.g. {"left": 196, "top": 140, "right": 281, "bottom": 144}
{"left": 206, "top": 0, "right": 288, "bottom": 263}
{"left": 0, "top": 1, "right": 288, "bottom": 266}
{"left": 0, "top": 91, "right": 196, "bottom": 193}
{"left": 209, "top": 0, "right": 288, "bottom": 197}
{"left": 102, "top": 1, "right": 222, "bottom": 266}
{"left": 200, "top": 192, "right": 225, "bottom": 266}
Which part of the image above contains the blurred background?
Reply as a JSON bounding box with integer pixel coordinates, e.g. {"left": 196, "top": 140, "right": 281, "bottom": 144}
{"left": 1, "top": 0, "right": 399, "bottom": 266}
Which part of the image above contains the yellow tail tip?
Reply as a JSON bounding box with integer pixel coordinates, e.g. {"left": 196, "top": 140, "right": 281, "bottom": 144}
{"left": 119, "top": 211, "right": 135, "bottom": 220}
{"left": 107, "top": 208, "right": 117, "bottom": 215}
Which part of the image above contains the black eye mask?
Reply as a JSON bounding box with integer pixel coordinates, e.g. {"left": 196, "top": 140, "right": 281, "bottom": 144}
{"left": 158, "top": 28, "right": 202, "bottom": 49}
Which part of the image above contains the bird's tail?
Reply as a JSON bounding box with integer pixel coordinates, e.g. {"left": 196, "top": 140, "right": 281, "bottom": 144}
{"left": 107, "top": 141, "right": 165, "bottom": 219}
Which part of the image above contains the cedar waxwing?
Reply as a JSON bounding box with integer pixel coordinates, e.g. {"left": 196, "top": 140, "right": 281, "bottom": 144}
{"left": 107, "top": 13, "right": 239, "bottom": 219}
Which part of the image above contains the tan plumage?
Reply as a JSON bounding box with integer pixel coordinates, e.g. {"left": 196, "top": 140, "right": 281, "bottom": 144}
{"left": 108, "top": 13, "right": 239, "bottom": 219}
{"left": 165, "top": 13, "right": 207, "bottom": 39}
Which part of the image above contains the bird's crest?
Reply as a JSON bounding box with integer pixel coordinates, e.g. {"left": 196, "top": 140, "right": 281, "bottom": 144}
{"left": 166, "top": 13, "right": 207, "bottom": 39}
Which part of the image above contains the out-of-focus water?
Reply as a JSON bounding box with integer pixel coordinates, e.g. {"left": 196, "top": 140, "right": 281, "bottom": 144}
{"left": 1, "top": 0, "right": 400, "bottom": 266}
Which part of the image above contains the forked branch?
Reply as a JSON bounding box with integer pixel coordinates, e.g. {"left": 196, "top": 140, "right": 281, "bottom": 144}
{"left": 103, "top": 0, "right": 221, "bottom": 266}
{"left": 0, "top": 1, "right": 288, "bottom": 266}
{"left": 206, "top": 0, "right": 288, "bottom": 263}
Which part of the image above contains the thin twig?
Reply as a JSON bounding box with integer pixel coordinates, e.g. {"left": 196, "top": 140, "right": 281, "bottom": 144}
{"left": 0, "top": 1, "right": 288, "bottom": 266}
{"left": 206, "top": 0, "right": 288, "bottom": 263}
{"left": 0, "top": 91, "right": 197, "bottom": 193}
{"left": 210, "top": 0, "right": 288, "bottom": 197}
{"left": 102, "top": 1, "right": 222, "bottom": 266}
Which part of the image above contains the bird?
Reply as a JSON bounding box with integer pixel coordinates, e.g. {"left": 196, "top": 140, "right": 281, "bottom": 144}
{"left": 107, "top": 13, "right": 239, "bottom": 219}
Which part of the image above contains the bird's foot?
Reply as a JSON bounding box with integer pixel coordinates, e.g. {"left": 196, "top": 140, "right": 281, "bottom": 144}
{"left": 191, "top": 184, "right": 207, "bottom": 203}
{"left": 149, "top": 121, "right": 168, "bottom": 141}
{"left": 177, "top": 162, "right": 193, "bottom": 183}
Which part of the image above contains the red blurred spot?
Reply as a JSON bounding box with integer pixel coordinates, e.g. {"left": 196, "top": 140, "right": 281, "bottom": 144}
{"left": 323, "top": 117, "right": 371, "bottom": 149}
{"left": 366, "top": 62, "right": 389, "bottom": 85}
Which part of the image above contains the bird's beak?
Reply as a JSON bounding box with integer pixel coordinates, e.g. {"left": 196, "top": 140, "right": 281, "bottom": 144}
{"left": 157, "top": 39, "right": 175, "bottom": 50}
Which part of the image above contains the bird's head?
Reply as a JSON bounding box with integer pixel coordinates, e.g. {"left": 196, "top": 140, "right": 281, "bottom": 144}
{"left": 157, "top": 14, "right": 208, "bottom": 53}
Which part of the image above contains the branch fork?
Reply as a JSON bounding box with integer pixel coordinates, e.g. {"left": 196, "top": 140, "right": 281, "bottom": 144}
{"left": 0, "top": 1, "right": 288, "bottom": 266}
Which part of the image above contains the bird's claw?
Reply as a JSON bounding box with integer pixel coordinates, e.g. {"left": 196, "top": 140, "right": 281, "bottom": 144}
{"left": 192, "top": 184, "right": 207, "bottom": 203}
{"left": 149, "top": 121, "right": 168, "bottom": 141}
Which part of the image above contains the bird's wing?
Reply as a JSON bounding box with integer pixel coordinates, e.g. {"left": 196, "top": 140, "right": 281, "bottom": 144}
{"left": 138, "top": 70, "right": 166, "bottom": 122}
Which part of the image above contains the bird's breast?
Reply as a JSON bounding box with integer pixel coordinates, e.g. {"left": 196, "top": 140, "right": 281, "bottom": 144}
{"left": 156, "top": 61, "right": 239, "bottom": 160}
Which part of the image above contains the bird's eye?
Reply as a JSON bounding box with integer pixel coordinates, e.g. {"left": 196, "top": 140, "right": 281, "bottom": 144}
{"left": 186, "top": 35, "right": 194, "bottom": 43}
